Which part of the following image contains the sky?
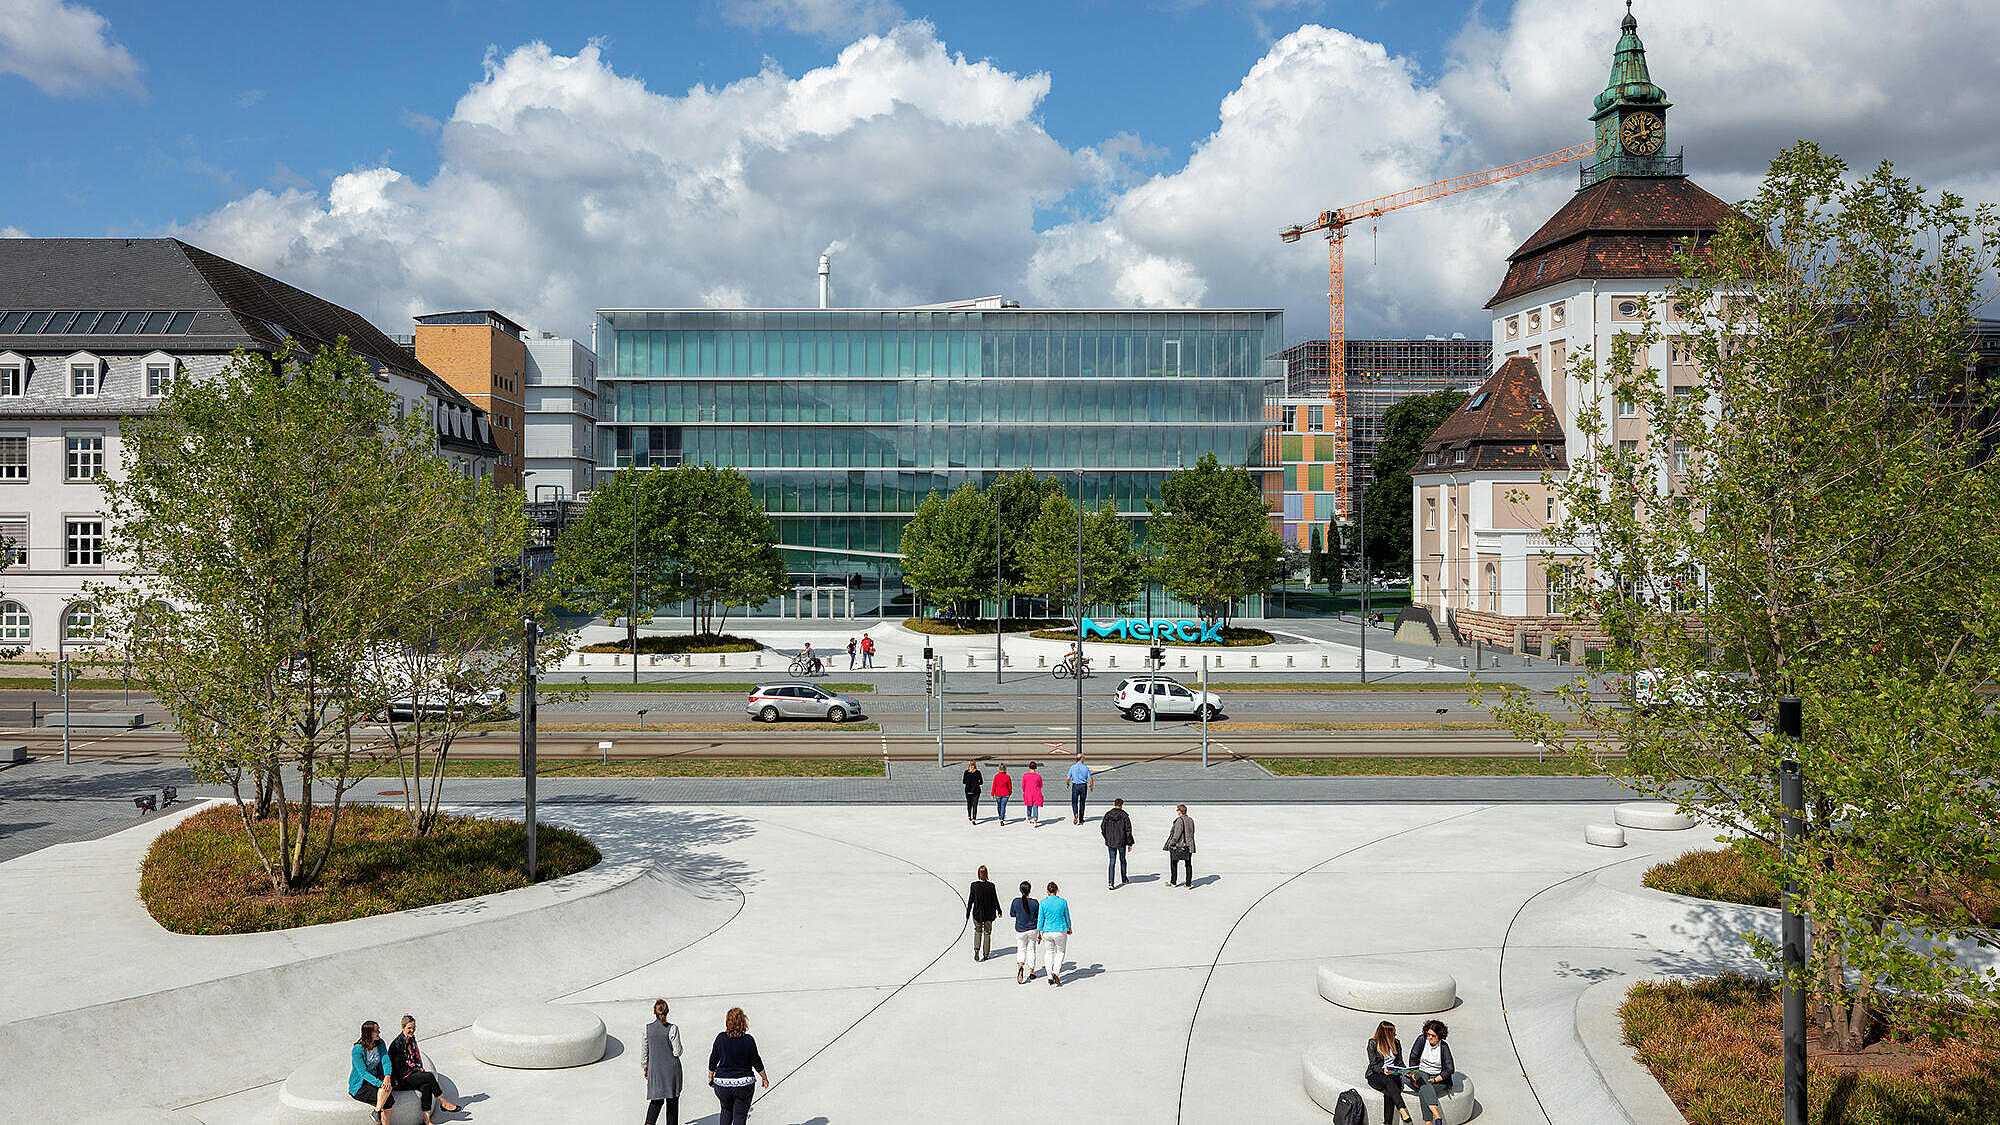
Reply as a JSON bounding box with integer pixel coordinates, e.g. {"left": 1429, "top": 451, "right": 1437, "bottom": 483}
{"left": 5, "top": 0, "right": 1998, "bottom": 345}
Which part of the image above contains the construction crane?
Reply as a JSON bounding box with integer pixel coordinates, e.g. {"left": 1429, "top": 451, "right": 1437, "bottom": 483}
{"left": 1279, "top": 140, "right": 1594, "bottom": 518}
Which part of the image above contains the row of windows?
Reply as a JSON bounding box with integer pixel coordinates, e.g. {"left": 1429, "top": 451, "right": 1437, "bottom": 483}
{"left": 601, "top": 424, "right": 1266, "bottom": 472}
{"left": 0, "top": 433, "right": 105, "bottom": 482}
{"left": 0, "top": 599, "right": 100, "bottom": 642}
{"left": 0, "top": 518, "right": 102, "bottom": 567}
{"left": 0, "top": 354, "right": 173, "bottom": 398}
{"left": 601, "top": 377, "right": 1270, "bottom": 426}
{"left": 609, "top": 328, "right": 1275, "bottom": 383}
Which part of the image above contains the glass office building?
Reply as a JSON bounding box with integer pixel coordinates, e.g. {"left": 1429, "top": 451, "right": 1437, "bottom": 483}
{"left": 595, "top": 304, "right": 1284, "bottom": 615}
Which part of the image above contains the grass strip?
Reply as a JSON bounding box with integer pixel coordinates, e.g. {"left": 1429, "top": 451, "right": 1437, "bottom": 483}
{"left": 1259, "top": 756, "right": 1611, "bottom": 776}
{"left": 1211, "top": 720, "right": 1515, "bottom": 732}
{"left": 437, "top": 757, "right": 884, "bottom": 779}
{"left": 544, "top": 681, "right": 875, "bottom": 694}
{"left": 1622, "top": 976, "right": 2000, "bottom": 1125}
{"left": 463, "top": 720, "right": 879, "bottom": 734}
{"left": 1204, "top": 681, "right": 1515, "bottom": 693}
{"left": 0, "top": 676, "right": 131, "bottom": 690}
{"left": 139, "top": 803, "right": 599, "bottom": 935}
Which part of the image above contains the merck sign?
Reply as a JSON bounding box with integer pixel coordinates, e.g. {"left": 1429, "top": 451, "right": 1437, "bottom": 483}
{"left": 1081, "top": 617, "right": 1224, "bottom": 644}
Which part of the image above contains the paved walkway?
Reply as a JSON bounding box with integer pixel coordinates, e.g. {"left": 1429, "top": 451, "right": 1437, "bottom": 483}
{"left": 0, "top": 791, "right": 1864, "bottom": 1124}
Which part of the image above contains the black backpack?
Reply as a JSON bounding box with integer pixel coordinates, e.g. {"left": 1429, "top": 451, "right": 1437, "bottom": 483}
{"left": 1332, "top": 1087, "right": 1365, "bottom": 1125}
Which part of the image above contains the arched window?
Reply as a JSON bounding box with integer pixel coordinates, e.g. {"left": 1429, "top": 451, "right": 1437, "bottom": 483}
{"left": 1485, "top": 564, "right": 1499, "bottom": 612}
{"left": 62, "top": 601, "right": 101, "bottom": 643}
{"left": 0, "top": 600, "right": 29, "bottom": 642}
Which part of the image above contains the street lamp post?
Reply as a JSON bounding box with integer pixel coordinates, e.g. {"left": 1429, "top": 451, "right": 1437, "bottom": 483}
{"left": 1778, "top": 696, "right": 1807, "bottom": 1125}
{"left": 1074, "top": 467, "right": 1084, "bottom": 761}
{"left": 995, "top": 491, "right": 1004, "bottom": 684}
{"left": 520, "top": 612, "right": 540, "bottom": 883}
{"left": 1356, "top": 461, "right": 1369, "bottom": 684}
{"left": 629, "top": 482, "right": 639, "bottom": 685}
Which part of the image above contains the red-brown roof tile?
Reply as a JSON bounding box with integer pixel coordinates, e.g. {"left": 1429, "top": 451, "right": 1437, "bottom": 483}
{"left": 1487, "top": 175, "right": 1735, "bottom": 307}
{"left": 1416, "top": 356, "right": 1567, "bottom": 473}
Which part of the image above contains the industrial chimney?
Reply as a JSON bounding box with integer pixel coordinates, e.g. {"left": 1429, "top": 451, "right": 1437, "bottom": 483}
{"left": 817, "top": 253, "right": 831, "bottom": 309}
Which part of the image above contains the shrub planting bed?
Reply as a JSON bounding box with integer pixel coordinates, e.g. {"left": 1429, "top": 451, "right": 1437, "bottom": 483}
{"left": 579, "top": 633, "right": 761, "bottom": 654}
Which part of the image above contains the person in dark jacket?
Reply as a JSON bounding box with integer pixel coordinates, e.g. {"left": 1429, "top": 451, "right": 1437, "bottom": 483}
{"left": 967, "top": 864, "right": 1003, "bottom": 961}
{"left": 1164, "top": 804, "right": 1197, "bottom": 888}
{"left": 643, "top": 998, "right": 684, "bottom": 1125}
{"left": 961, "top": 761, "right": 984, "bottom": 822}
{"left": 1009, "top": 880, "right": 1040, "bottom": 984}
{"left": 1100, "top": 798, "right": 1135, "bottom": 888}
{"left": 1405, "top": 1019, "right": 1456, "bottom": 1123}
{"left": 708, "top": 1006, "right": 770, "bottom": 1125}
{"left": 388, "top": 1014, "right": 459, "bottom": 1123}
{"left": 1365, "top": 1020, "right": 1414, "bottom": 1124}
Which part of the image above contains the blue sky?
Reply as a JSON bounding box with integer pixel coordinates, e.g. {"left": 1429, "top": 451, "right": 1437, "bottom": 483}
{"left": 5, "top": 0, "right": 1995, "bottom": 342}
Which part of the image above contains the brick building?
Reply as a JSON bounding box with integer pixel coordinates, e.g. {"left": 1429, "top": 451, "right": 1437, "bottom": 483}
{"left": 413, "top": 310, "right": 528, "bottom": 489}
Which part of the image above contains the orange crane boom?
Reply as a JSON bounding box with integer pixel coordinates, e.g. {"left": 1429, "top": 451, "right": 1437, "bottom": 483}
{"left": 1278, "top": 140, "right": 1593, "bottom": 519}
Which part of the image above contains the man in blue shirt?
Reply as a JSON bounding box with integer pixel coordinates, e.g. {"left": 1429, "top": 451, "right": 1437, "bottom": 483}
{"left": 1066, "top": 755, "right": 1095, "bottom": 824}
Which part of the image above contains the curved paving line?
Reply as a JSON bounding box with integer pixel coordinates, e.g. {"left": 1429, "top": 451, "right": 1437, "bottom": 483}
{"left": 1172, "top": 804, "right": 1492, "bottom": 1125}
{"left": 1493, "top": 855, "right": 1644, "bottom": 1125}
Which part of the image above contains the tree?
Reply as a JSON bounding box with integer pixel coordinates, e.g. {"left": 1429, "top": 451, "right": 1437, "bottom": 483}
{"left": 986, "top": 468, "right": 1066, "bottom": 614}
{"left": 102, "top": 341, "right": 523, "bottom": 890}
{"left": 1325, "top": 519, "right": 1347, "bottom": 594}
{"left": 1307, "top": 525, "right": 1324, "bottom": 587}
{"left": 1492, "top": 143, "right": 2000, "bottom": 1048}
{"left": 550, "top": 468, "right": 686, "bottom": 655}
{"left": 899, "top": 484, "right": 996, "bottom": 618}
{"left": 666, "top": 465, "right": 788, "bottom": 636}
{"left": 1148, "top": 452, "right": 1284, "bottom": 628}
{"left": 1363, "top": 388, "right": 1470, "bottom": 578}
{"left": 1018, "top": 493, "right": 1142, "bottom": 616}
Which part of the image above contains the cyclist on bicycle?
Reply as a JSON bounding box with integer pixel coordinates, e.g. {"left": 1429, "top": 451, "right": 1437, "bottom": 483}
{"left": 802, "top": 642, "right": 823, "bottom": 675}
{"left": 1066, "top": 642, "right": 1091, "bottom": 676}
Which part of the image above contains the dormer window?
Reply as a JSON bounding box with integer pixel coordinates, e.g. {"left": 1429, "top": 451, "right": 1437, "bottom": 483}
{"left": 66, "top": 352, "right": 102, "bottom": 397}
{"left": 1453, "top": 449, "right": 1468, "bottom": 465}
{"left": 0, "top": 352, "right": 24, "bottom": 397}
{"left": 142, "top": 351, "right": 177, "bottom": 397}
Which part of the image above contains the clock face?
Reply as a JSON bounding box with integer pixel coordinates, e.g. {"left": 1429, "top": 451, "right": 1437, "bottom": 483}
{"left": 1621, "top": 112, "right": 1665, "bottom": 156}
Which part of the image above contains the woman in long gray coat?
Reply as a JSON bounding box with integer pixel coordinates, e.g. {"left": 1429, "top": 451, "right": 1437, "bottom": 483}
{"left": 643, "top": 998, "right": 684, "bottom": 1125}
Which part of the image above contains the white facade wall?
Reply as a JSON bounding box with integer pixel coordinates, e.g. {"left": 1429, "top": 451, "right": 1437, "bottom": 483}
{"left": 522, "top": 336, "right": 598, "bottom": 501}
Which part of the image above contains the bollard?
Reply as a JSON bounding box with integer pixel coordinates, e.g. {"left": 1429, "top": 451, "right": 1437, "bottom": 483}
{"left": 1179, "top": 655, "right": 1188, "bottom": 668}
{"left": 1038, "top": 654, "right": 1046, "bottom": 667}
{"left": 968, "top": 654, "right": 976, "bottom": 668}
{"left": 1392, "top": 655, "right": 1401, "bottom": 668}
{"left": 1003, "top": 655, "right": 1011, "bottom": 667}
{"left": 1107, "top": 655, "right": 1117, "bottom": 668}
{"left": 755, "top": 655, "right": 763, "bottom": 668}
{"left": 1249, "top": 655, "right": 1258, "bottom": 668}
{"left": 1322, "top": 655, "right": 1329, "bottom": 668}
{"left": 718, "top": 654, "right": 727, "bottom": 666}
{"left": 1286, "top": 655, "right": 1294, "bottom": 668}
{"left": 1461, "top": 656, "right": 1469, "bottom": 668}
{"left": 897, "top": 654, "right": 906, "bottom": 667}
{"left": 1215, "top": 656, "right": 1223, "bottom": 668}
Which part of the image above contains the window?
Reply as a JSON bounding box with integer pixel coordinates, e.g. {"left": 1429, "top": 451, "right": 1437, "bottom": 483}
{"left": 66, "top": 434, "right": 104, "bottom": 481}
{"left": 70, "top": 363, "right": 99, "bottom": 397}
{"left": 0, "top": 363, "right": 21, "bottom": 396}
{"left": 1619, "top": 439, "right": 1639, "bottom": 456}
{"left": 1465, "top": 391, "right": 1491, "bottom": 412}
{"left": 1486, "top": 564, "right": 1498, "bottom": 612}
{"left": 0, "top": 434, "right": 25, "bottom": 481}
{"left": 1616, "top": 397, "right": 1638, "bottom": 418}
{"left": 1281, "top": 404, "right": 1297, "bottom": 429}
{"left": 1673, "top": 442, "right": 1690, "bottom": 473}
{"left": 65, "top": 519, "right": 103, "bottom": 567}
{"left": 0, "top": 600, "right": 27, "bottom": 642}
{"left": 0, "top": 517, "right": 23, "bottom": 567}
{"left": 1527, "top": 310, "right": 1541, "bottom": 334}
{"left": 1545, "top": 565, "right": 1569, "bottom": 616}
{"left": 1551, "top": 302, "right": 1566, "bottom": 329}
{"left": 1163, "top": 339, "right": 1181, "bottom": 374}
{"left": 1546, "top": 494, "right": 1558, "bottom": 522}
{"left": 1505, "top": 316, "right": 1519, "bottom": 339}
{"left": 62, "top": 601, "right": 100, "bottom": 642}
{"left": 146, "top": 363, "right": 171, "bottom": 396}
{"left": 1307, "top": 405, "right": 1324, "bottom": 432}
{"left": 1616, "top": 299, "right": 1640, "bottom": 318}
{"left": 1453, "top": 448, "right": 1467, "bottom": 465}
{"left": 1425, "top": 498, "right": 1437, "bottom": 529}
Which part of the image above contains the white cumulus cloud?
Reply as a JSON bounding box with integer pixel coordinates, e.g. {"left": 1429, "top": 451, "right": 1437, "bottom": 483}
{"left": 718, "top": 0, "right": 906, "bottom": 41}
{"left": 0, "top": 0, "right": 141, "bottom": 97}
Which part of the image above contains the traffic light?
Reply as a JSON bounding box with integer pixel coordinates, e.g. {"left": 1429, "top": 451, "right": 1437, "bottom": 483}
{"left": 1149, "top": 646, "right": 1164, "bottom": 669}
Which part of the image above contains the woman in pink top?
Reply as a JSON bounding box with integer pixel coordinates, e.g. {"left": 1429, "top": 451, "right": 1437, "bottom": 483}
{"left": 1021, "top": 762, "right": 1046, "bottom": 827}
{"left": 991, "top": 764, "right": 1015, "bottom": 824}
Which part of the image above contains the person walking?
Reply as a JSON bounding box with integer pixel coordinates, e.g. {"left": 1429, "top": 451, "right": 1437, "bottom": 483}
{"left": 1164, "top": 804, "right": 1197, "bottom": 889}
{"left": 1022, "top": 762, "right": 1046, "bottom": 827}
{"left": 1100, "top": 798, "right": 1134, "bottom": 889}
{"left": 967, "top": 864, "right": 1002, "bottom": 962}
{"left": 387, "top": 1014, "right": 459, "bottom": 1124}
{"left": 643, "top": 999, "right": 685, "bottom": 1125}
{"left": 1009, "top": 880, "right": 1040, "bottom": 983}
{"left": 961, "top": 760, "right": 984, "bottom": 822}
{"left": 348, "top": 1020, "right": 393, "bottom": 1125}
{"left": 707, "top": 1008, "right": 769, "bottom": 1125}
{"left": 1036, "top": 882, "right": 1072, "bottom": 986}
{"left": 1066, "top": 754, "right": 1095, "bottom": 823}
{"left": 991, "top": 763, "right": 1013, "bottom": 824}
{"left": 846, "top": 636, "right": 858, "bottom": 669}
{"left": 860, "top": 633, "right": 875, "bottom": 668}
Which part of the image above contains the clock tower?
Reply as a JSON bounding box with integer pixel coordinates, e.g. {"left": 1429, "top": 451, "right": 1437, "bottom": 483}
{"left": 1586, "top": 1, "right": 1675, "bottom": 186}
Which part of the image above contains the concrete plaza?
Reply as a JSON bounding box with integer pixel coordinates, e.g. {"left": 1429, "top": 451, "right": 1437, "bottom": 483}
{"left": 0, "top": 787, "right": 1802, "bottom": 1124}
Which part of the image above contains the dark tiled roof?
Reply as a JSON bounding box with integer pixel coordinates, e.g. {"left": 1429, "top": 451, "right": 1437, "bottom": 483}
{"left": 1487, "top": 176, "right": 1734, "bottom": 307}
{"left": 1416, "top": 357, "right": 1567, "bottom": 472}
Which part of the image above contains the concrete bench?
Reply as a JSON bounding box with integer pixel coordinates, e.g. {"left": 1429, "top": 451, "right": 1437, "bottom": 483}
{"left": 44, "top": 711, "right": 146, "bottom": 729}
{"left": 1302, "top": 1040, "right": 1478, "bottom": 1124}
{"left": 1613, "top": 802, "right": 1696, "bottom": 831}
{"left": 471, "top": 1003, "right": 606, "bottom": 1069}
{"left": 1, "top": 744, "right": 25, "bottom": 764}
{"left": 277, "top": 1054, "right": 424, "bottom": 1124}
{"left": 1317, "top": 958, "right": 1459, "bottom": 1014}
{"left": 1584, "top": 823, "right": 1627, "bottom": 848}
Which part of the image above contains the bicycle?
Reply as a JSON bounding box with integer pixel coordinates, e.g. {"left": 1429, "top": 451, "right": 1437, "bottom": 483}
{"left": 787, "top": 654, "right": 825, "bottom": 677}
{"left": 1051, "top": 655, "right": 1091, "bottom": 679}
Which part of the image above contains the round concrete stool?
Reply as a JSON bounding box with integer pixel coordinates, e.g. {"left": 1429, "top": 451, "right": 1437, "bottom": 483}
{"left": 1614, "top": 802, "right": 1696, "bottom": 831}
{"left": 78, "top": 1112, "right": 209, "bottom": 1125}
{"left": 1584, "top": 823, "right": 1627, "bottom": 847}
{"left": 1317, "top": 958, "right": 1458, "bottom": 1014}
{"left": 471, "top": 1003, "right": 606, "bottom": 1069}
{"left": 278, "top": 1054, "right": 423, "bottom": 1124}
{"left": 1302, "top": 1041, "right": 1478, "bottom": 1123}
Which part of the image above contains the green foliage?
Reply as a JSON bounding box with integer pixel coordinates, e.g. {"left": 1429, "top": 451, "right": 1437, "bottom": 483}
{"left": 986, "top": 468, "right": 1067, "bottom": 592}
{"left": 101, "top": 341, "right": 537, "bottom": 886}
{"left": 1325, "top": 519, "right": 1347, "bottom": 593}
{"left": 1148, "top": 452, "right": 1284, "bottom": 625}
{"left": 1494, "top": 142, "right": 2000, "bottom": 1047}
{"left": 1307, "top": 525, "right": 1324, "bottom": 586}
{"left": 1362, "top": 388, "right": 1469, "bottom": 577}
{"left": 899, "top": 484, "right": 996, "bottom": 617}
{"left": 140, "top": 803, "right": 598, "bottom": 934}
{"left": 1019, "top": 492, "right": 1142, "bottom": 616}
{"left": 1644, "top": 841, "right": 1782, "bottom": 908}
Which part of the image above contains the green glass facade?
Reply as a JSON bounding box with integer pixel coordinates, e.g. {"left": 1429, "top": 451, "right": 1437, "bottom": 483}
{"left": 595, "top": 306, "right": 1284, "bottom": 614}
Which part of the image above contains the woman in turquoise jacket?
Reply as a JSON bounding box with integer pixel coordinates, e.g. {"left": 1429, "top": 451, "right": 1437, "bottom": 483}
{"left": 350, "top": 1020, "right": 394, "bottom": 1124}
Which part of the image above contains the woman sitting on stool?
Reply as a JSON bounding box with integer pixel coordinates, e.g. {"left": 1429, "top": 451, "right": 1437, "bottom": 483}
{"left": 1364, "top": 1020, "right": 1414, "bottom": 1124}
{"left": 349, "top": 1021, "right": 394, "bottom": 1125}
{"left": 1404, "top": 1019, "right": 1455, "bottom": 1124}
{"left": 388, "top": 1013, "right": 460, "bottom": 1123}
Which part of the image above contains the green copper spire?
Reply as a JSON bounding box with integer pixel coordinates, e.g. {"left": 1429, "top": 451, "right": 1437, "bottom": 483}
{"left": 1583, "top": 1, "right": 1680, "bottom": 187}
{"left": 1594, "top": 0, "right": 1670, "bottom": 113}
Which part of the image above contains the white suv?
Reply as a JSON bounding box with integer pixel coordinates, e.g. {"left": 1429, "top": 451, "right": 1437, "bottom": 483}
{"left": 1113, "top": 676, "right": 1223, "bottom": 722}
